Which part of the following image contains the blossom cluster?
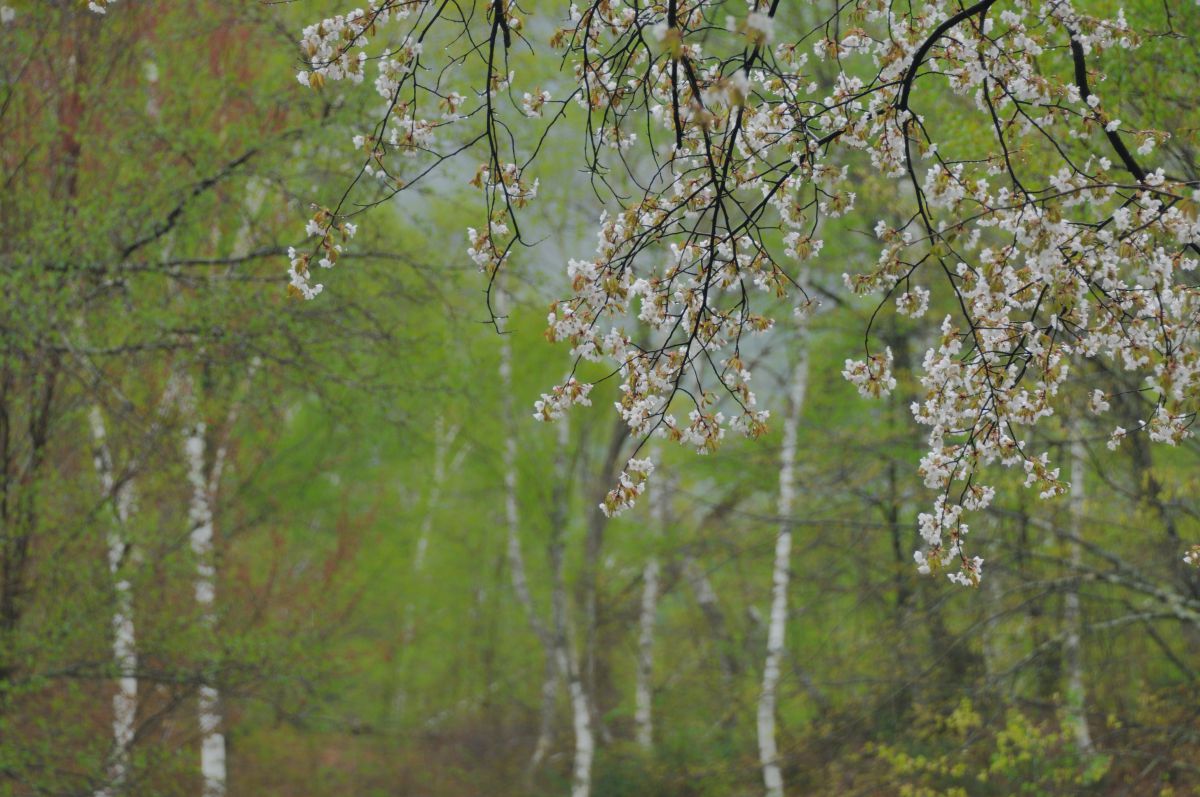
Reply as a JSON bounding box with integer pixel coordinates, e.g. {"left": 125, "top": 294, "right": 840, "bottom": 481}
{"left": 600, "top": 457, "right": 655, "bottom": 518}
{"left": 288, "top": 208, "right": 357, "bottom": 300}
{"left": 291, "top": 0, "right": 1198, "bottom": 580}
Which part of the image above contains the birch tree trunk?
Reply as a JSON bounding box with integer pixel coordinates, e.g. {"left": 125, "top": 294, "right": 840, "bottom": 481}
{"left": 183, "top": 413, "right": 226, "bottom": 797}
{"left": 178, "top": 363, "right": 257, "bottom": 797}
{"left": 496, "top": 289, "right": 558, "bottom": 769}
{"left": 414, "top": 418, "right": 458, "bottom": 573}
{"left": 1064, "top": 429, "right": 1094, "bottom": 756}
{"left": 549, "top": 420, "right": 594, "bottom": 797}
{"left": 397, "top": 418, "right": 463, "bottom": 719}
{"left": 757, "top": 337, "right": 809, "bottom": 797}
{"left": 89, "top": 408, "right": 138, "bottom": 797}
{"left": 561, "top": 645, "right": 594, "bottom": 797}
{"left": 634, "top": 468, "right": 666, "bottom": 751}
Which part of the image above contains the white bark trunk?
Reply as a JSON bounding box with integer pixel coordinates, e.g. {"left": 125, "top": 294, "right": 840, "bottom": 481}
{"left": 550, "top": 418, "right": 593, "bottom": 797}
{"left": 173, "top": 364, "right": 260, "bottom": 797}
{"left": 496, "top": 289, "right": 558, "bottom": 768}
{"left": 498, "top": 294, "right": 538, "bottom": 629}
{"left": 415, "top": 418, "right": 461, "bottom": 573}
{"left": 634, "top": 469, "right": 665, "bottom": 751}
{"left": 89, "top": 407, "right": 138, "bottom": 797}
{"left": 757, "top": 339, "right": 809, "bottom": 797}
{"left": 634, "top": 555, "right": 659, "bottom": 750}
{"left": 184, "top": 417, "right": 226, "bottom": 797}
{"left": 1064, "top": 430, "right": 1094, "bottom": 756}
{"left": 563, "top": 657, "right": 594, "bottom": 797}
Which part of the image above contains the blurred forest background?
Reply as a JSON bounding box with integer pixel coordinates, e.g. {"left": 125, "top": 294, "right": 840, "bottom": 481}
{"left": 2, "top": 1, "right": 1199, "bottom": 796}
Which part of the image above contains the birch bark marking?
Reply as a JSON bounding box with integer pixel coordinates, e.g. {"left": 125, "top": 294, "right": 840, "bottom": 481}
{"left": 183, "top": 419, "right": 225, "bottom": 796}
{"left": 562, "top": 648, "right": 595, "bottom": 797}
{"left": 179, "top": 372, "right": 235, "bottom": 797}
{"left": 549, "top": 420, "right": 594, "bottom": 797}
{"left": 180, "top": 362, "right": 258, "bottom": 797}
{"left": 757, "top": 336, "right": 810, "bottom": 797}
{"left": 1064, "top": 427, "right": 1094, "bottom": 756}
{"left": 89, "top": 407, "right": 138, "bottom": 797}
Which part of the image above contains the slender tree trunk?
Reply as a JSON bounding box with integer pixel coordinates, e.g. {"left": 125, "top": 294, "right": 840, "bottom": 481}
{"left": 414, "top": 418, "right": 458, "bottom": 574}
{"left": 397, "top": 418, "right": 463, "bottom": 720}
{"left": 1064, "top": 429, "right": 1094, "bottom": 756}
{"left": 179, "top": 364, "right": 255, "bottom": 797}
{"left": 550, "top": 420, "right": 593, "bottom": 797}
{"left": 580, "top": 417, "right": 625, "bottom": 745}
{"left": 183, "top": 411, "right": 226, "bottom": 797}
{"left": 634, "top": 468, "right": 666, "bottom": 751}
{"left": 530, "top": 652, "right": 560, "bottom": 772}
{"left": 757, "top": 338, "right": 809, "bottom": 797}
{"left": 562, "top": 652, "right": 594, "bottom": 797}
{"left": 496, "top": 289, "right": 559, "bottom": 769}
{"left": 89, "top": 407, "right": 138, "bottom": 797}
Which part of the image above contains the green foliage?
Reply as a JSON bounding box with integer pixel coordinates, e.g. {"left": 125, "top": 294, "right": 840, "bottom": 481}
{"left": 871, "top": 699, "right": 1112, "bottom": 796}
{"left": 2, "top": 0, "right": 1200, "bottom": 795}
